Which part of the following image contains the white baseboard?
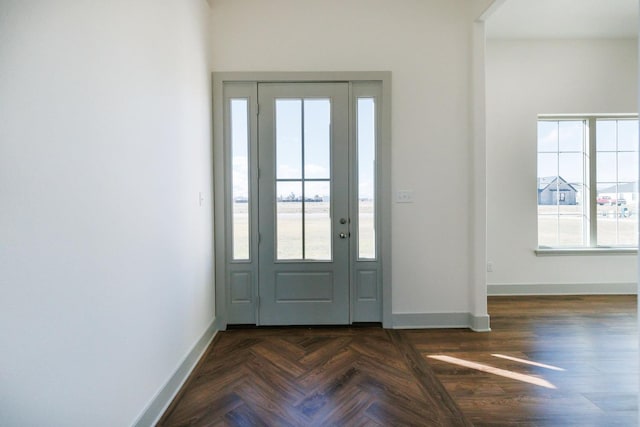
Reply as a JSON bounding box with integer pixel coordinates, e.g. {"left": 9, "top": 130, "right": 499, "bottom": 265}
{"left": 488, "top": 282, "right": 638, "bottom": 296}
{"left": 133, "top": 316, "right": 221, "bottom": 427}
{"left": 470, "top": 314, "right": 491, "bottom": 332}
{"left": 392, "top": 312, "right": 491, "bottom": 332}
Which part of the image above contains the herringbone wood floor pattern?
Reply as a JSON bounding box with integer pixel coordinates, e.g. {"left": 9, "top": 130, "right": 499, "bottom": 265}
{"left": 158, "top": 296, "right": 637, "bottom": 426}
{"left": 158, "top": 327, "right": 470, "bottom": 426}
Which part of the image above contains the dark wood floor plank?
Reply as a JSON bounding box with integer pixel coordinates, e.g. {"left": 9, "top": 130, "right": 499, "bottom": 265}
{"left": 250, "top": 341, "right": 306, "bottom": 378}
{"left": 298, "top": 345, "right": 358, "bottom": 389}
{"left": 244, "top": 354, "right": 305, "bottom": 404}
{"left": 350, "top": 335, "right": 411, "bottom": 371}
{"left": 232, "top": 380, "right": 304, "bottom": 427}
{"left": 224, "top": 403, "right": 270, "bottom": 427}
{"left": 297, "top": 336, "right": 354, "bottom": 367}
{"left": 308, "top": 385, "right": 371, "bottom": 427}
{"left": 355, "top": 359, "right": 428, "bottom": 406}
{"left": 185, "top": 393, "right": 244, "bottom": 427}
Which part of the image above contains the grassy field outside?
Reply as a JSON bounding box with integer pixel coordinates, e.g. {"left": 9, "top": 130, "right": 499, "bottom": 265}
{"left": 538, "top": 202, "right": 638, "bottom": 247}
{"left": 232, "top": 201, "right": 375, "bottom": 260}
{"left": 233, "top": 200, "right": 637, "bottom": 257}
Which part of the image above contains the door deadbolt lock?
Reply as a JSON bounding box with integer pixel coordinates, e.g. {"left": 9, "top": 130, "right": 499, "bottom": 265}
{"left": 339, "top": 218, "right": 347, "bottom": 224}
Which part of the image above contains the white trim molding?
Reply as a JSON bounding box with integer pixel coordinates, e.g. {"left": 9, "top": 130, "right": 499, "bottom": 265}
{"left": 132, "top": 317, "right": 221, "bottom": 427}
{"left": 470, "top": 314, "right": 491, "bottom": 332}
{"left": 535, "top": 248, "right": 637, "bottom": 256}
{"left": 488, "top": 282, "right": 638, "bottom": 296}
{"left": 392, "top": 312, "right": 491, "bottom": 332}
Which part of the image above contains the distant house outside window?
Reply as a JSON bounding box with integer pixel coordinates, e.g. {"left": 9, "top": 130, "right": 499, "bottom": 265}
{"left": 537, "top": 116, "right": 639, "bottom": 248}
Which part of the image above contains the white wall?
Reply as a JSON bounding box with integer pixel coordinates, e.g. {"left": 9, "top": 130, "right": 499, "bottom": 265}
{"left": 486, "top": 39, "right": 638, "bottom": 290}
{"left": 0, "top": 1, "right": 214, "bottom": 425}
{"left": 211, "top": 0, "right": 479, "bottom": 316}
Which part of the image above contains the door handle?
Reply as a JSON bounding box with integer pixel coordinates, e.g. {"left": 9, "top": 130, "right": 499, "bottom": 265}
{"left": 339, "top": 232, "right": 348, "bottom": 239}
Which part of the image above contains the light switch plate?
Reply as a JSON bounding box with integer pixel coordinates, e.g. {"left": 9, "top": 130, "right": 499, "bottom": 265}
{"left": 396, "top": 190, "right": 414, "bottom": 203}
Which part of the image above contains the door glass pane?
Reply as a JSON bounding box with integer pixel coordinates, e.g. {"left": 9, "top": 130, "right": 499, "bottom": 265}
{"left": 304, "top": 99, "right": 330, "bottom": 179}
{"left": 276, "top": 96, "right": 335, "bottom": 261}
{"left": 357, "top": 98, "right": 376, "bottom": 259}
{"left": 277, "top": 181, "right": 302, "bottom": 259}
{"left": 304, "top": 181, "right": 331, "bottom": 260}
{"left": 230, "top": 99, "right": 249, "bottom": 260}
{"left": 276, "top": 99, "right": 302, "bottom": 179}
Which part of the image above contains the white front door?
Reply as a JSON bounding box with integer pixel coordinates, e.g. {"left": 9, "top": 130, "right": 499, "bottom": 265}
{"left": 257, "top": 82, "right": 350, "bottom": 325}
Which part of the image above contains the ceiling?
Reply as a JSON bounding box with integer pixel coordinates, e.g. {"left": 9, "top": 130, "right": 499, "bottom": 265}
{"left": 486, "top": 0, "right": 638, "bottom": 39}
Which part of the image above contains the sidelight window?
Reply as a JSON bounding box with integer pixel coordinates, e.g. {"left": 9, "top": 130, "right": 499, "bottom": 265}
{"left": 230, "top": 99, "right": 250, "bottom": 260}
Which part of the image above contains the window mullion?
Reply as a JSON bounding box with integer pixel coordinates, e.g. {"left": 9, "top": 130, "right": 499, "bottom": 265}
{"left": 555, "top": 121, "right": 560, "bottom": 247}
{"left": 301, "top": 100, "right": 306, "bottom": 260}
{"left": 588, "top": 117, "right": 597, "bottom": 247}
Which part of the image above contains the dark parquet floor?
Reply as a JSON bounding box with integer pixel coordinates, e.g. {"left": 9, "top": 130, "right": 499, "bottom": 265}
{"left": 158, "top": 295, "right": 637, "bottom": 426}
{"left": 158, "top": 327, "right": 470, "bottom": 426}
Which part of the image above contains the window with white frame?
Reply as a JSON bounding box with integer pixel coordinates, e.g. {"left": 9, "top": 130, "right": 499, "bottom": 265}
{"left": 537, "top": 116, "right": 639, "bottom": 248}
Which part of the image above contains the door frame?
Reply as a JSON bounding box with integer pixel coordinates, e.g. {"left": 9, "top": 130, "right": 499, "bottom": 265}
{"left": 212, "top": 72, "right": 392, "bottom": 329}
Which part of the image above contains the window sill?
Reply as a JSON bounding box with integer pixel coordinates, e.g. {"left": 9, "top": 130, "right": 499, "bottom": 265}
{"left": 535, "top": 247, "right": 638, "bottom": 256}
